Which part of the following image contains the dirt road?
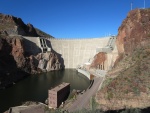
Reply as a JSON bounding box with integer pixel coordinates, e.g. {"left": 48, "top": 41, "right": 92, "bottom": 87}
{"left": 66, "top": 77, "right": 104, "bottom": 112}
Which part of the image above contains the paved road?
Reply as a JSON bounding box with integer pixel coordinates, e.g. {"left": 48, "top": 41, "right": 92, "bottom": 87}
{"left": 66, "top": 77, "right": 104, "bottom": 112}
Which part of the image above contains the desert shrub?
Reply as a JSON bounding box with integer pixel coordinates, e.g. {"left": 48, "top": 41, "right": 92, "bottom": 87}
{"left": 102, "top": 78, "right": 113, "bottom": 88}
{"left": 90, "top": 96, "right": 98, "bottom": 111}
{"left": 120, "top": 108, "right": 141, "bottom": 113}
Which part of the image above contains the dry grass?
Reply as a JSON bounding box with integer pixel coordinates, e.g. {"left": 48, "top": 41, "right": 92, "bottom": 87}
{"left": 101, "top": 44, "right": 150, "bottom": 99}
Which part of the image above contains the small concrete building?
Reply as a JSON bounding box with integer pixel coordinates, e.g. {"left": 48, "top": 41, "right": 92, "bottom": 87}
{"left": 48, "top": 82, "right": 70, "bottom": 108}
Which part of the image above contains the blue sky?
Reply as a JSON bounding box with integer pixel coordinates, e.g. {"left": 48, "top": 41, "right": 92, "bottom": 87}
{"left": 0, "top": 0, "right": 149, "bottom": 38}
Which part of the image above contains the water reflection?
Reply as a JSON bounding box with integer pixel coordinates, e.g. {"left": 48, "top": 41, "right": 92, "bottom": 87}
{"left": 0, "top": 69, "right": 90, "bottom": 112}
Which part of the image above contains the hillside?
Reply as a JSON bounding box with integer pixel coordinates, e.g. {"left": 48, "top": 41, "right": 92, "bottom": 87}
{"left": 95, "top": 9, "right": 150, "bottom": 110}
{"left": 35, "top": 28, "right": 54, "bottom": 38}
{"left": 0, "top": 13, "right": 54, "bottom": 38}
{"left": 0, "top": 13, "right": 60, "bottom": 89}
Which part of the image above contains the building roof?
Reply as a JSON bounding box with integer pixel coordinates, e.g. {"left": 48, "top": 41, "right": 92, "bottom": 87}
{"left": 49, "top": 82, "right": 70, "bottom": 92}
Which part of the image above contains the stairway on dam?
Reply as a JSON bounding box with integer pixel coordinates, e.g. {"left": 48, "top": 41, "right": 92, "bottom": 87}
{"left": 96, "top": 36, "right": 116, "bottom": 53}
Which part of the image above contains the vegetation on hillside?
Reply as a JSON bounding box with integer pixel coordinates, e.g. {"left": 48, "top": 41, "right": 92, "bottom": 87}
{"left": 95, "top": 41, "right": 150, "bottom": 110}
{"left": 103, "top": 43, "right": 150, "bottom": 97}
{"left": 44, "top": 107, "right": 150, "bottom": 113}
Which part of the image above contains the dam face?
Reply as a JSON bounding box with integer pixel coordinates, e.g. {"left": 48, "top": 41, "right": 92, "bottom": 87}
{"left": 49, "top": 37, "right": 110, "bottom": 68}
{"left": 22, "top": 36, "right": 118, "bottom": 69}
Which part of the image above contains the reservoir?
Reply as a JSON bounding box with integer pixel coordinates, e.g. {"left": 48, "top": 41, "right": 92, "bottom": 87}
{"left": 0, "top": 69, "right": 90, "bottom": 112}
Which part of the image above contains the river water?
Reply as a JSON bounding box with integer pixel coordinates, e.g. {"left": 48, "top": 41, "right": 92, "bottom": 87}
{"left": 0, "top": 69, "right": 90, "bottom": 112}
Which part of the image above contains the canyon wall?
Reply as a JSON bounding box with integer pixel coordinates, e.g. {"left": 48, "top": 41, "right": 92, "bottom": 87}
{"left": 116, "top": 9, "right": 150, "bottom": 57}
{"left": 96, "top": 9, "right": 150, "bottom": 111}
{"left": 0, "top": 13, "right": 60, "bottom": 88}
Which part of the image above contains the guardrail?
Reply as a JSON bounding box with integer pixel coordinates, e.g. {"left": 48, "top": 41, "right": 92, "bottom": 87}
{"left": 77, "top": 69, "right": 90, "bottom": 79}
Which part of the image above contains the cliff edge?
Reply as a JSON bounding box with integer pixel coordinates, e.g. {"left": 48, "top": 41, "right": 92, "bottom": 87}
{"left": 0, "top": 13, "right": 54, "bottom": 38}
{"left": 96, "top": 9, "right": 150, "bottom": 111}
{"left": 0, "top": 13, "right": 61, "bottom": 88}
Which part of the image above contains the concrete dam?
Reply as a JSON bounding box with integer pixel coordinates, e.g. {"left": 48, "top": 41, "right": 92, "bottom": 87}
{"left": 22, "top": 36, "right": 118, "bottom": 70}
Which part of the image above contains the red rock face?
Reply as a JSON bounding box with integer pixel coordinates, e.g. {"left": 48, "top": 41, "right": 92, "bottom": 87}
{"left": 0, "top": 36, "right": 25, "bottom": 87}
{"left": 0, "top": 13, "right": 57, "bottom": 88}
{"left": 11, "top": 37, "right": 25, "bottom": 68}
{"left": 0, "top": 35, "right": 27, "bottom": 70}
{"left": 0, "top": 13, "right": 38, "bottom": 36}
{"left": 116, "top": 9, "right": 150, "bottom": 56}
{"left": 0, "top": 35, "right": 62, "bottom": 87}
{"left": 90, "top": 52, "right": 106, "bottom": 68}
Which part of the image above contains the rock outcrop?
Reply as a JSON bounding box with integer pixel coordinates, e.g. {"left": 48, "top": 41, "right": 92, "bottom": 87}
{"left": 0, "top": 35, "right": 27, "bottom": 88}
{"left": 96, "top": 9, "right": 150, "bottom": 111}
{"left": 36, "top": 52, "right": 61, "bottom": 72}
{"left": 90, "top": 52, "right": 106, "bottom": 69}
{"left": 11, "top": 36, "right": 26, "bottom": 68}
{"left": 116, "top": 9, "right": 150, "bottom": 57}
{"left": 0, "top": 14, "right": 37, "bottom": 36}
{"left": 0, "top": 34, "right": 62, "bottom": 88}
{"left": 0, "top": 13, "right": 61, "bottom": 88}
{"left": 0, "top": 13, "right": 54, "bottom": 38}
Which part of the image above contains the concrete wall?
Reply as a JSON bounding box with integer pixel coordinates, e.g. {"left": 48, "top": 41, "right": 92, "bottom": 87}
{"left": 77, "top": 69, "right": 90, "bottom": 79}
{"left": 49, "top": 37, "right": 110, "bottom": 68}
{"left": 22, "top": 36, "right": 51, "bottom": 56}
{"left": 22, "top": 36, "right": 118, "bottom": 69}
{"left": 23, "top": 36, "right": 42, "bottom": 55}
{"left": 105, "top": 45, "right": 118, "bottom": 70}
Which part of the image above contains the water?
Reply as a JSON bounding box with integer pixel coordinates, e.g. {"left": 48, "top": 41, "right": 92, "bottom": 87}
{"left": 0, "top": 69, "right": 90, "bottom": 112}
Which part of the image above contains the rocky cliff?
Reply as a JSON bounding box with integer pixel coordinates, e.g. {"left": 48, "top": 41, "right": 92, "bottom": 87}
{"left": 90, "top": 52, "right": 106, "bottom": 69}
{"left": 96, "top": 9, "right": 150, "bottom": 111}
{"left": 0, "top": 13, "right": 54, "bottom": 38}
{"left": 0, "top": 35, "right": 27, "bottom": 88}
{"left": 0, "top": 13, "right": 61, "bottom": 88}
{"left": 116, "top": 9, "right": 150, "bottom": 57}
